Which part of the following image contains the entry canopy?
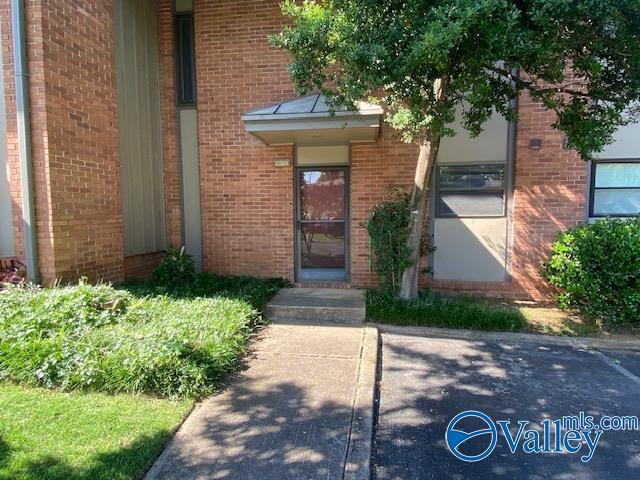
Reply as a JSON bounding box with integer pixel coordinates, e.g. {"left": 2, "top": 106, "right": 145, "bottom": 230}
{"left": 241, "top": 93, "right": 383, "bottom": 146}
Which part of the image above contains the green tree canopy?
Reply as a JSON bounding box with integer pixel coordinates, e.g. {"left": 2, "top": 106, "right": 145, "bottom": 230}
{"left": 272, "top": 0, "right": 640, "bottom": 298}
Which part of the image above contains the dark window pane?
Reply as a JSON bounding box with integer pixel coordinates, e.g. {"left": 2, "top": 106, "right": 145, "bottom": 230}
{"left": 300, "top": 170, "right": 345, "bottom": 220}
{"left": 176, "top": 15, "right": 195, "bottom": 105}
{"left": 300, "top": 223, "right": 345, "bottom": 269}
{"left": 438, "top": 192, "right": 505, "bottom": 217}
{"left": 439, "top": 164, "right": 505, "bottom": 190}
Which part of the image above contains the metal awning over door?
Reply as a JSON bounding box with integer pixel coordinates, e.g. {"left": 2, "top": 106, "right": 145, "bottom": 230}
{"left": 241, "top": 93, "right": 383, "bottom": 146}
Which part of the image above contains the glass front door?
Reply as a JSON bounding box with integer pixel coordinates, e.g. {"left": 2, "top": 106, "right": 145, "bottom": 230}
{"left": 296, "top": 168, "right": 348, "bottom": 281}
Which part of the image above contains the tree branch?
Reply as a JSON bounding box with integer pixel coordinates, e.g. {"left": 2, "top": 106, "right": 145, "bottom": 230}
{"left": 486, "top": 64, "right": 603, "bottom": 100}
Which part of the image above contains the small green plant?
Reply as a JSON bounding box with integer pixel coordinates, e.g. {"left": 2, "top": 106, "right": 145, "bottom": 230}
{"left": 542, "top": 218, "right": 640, "bottom": 323}
{"left": 151, "top": 246, "right": 196, "bottom": 289}
{"left": 366, "top": 187, "right": 432, "bottom": 294}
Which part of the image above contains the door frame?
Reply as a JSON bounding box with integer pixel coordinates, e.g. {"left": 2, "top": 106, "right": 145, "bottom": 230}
{"left": 293, "top": 165, "right": 351, "bottom": 283}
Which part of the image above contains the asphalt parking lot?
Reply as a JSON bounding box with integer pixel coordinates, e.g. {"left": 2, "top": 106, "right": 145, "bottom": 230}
{"left": 374, "top": 333, "right": 640, "bottom": 480}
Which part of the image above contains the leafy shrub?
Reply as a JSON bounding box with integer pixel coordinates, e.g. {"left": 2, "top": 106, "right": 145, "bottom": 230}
{"left": 366, "top": 187, "right": 433, "bottom": 294}
{"left": 542, "top": 218, "right": 640, "bottom": 323}
{"left": 366, "top": 188, "right": 414, "bottom": 294}
{"left": 0, "top": 275, "right": 286, "bottom": 398}
{"left": 366, "top": 289, "right": 525, "bottom": 331}
{"left": 0, "top": 279, "right": 132, "bottom": 338}
{"left": 151, "top": 246, "right": 196, "bottom": 289}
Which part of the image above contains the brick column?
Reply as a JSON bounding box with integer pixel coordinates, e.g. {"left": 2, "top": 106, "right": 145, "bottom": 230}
{"left": 2, "top": 0, "right": 125, "bottom": 284}
{"left": 0, "top": 0, "right": 24, "bottom": 262}
{"left": 156, "top": 0, "right": 183, "bottom": 249}
{"left": 511, "top": 91, "right": 588, "bottom": 300}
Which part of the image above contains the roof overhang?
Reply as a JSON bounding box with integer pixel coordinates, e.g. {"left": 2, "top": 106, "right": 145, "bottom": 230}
{"left": 241, "top": 93, "right": 383, "bottom": 146}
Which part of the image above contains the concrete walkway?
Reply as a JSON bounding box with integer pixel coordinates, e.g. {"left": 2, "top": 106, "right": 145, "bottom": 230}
{"left": 146, "top": 322, "right": 378, "bottom": 480}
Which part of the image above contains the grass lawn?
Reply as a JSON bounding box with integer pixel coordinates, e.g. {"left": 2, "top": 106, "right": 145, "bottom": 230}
{"left": 0, "top": 273, "right": 286, "bottom": 480}
{"left": 0, "top": 384, "right": 191, "bottom": 480}
{"left": 366, "top": 289, "right": 638, "bottom": 337}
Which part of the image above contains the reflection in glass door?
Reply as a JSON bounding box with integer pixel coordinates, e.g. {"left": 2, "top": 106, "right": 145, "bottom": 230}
{"left": 296, "top": 168, "right": 348, "bottom": 281}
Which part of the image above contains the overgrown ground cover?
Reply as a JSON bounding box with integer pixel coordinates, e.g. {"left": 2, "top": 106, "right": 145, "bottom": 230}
{"left": 0, "top": 275, "right": 285, "bottom": 398}
{"left": 366, "top": 289, "right": 639, "bottom": 337}
{"left": 366, "top": 289, "right": 527, "bottom": 332}
{"left": 0, "top": 273, "right": 286, "bottom": 480}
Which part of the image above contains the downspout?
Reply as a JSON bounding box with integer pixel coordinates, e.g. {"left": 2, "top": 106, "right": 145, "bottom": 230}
{"left": 11, "top": 0, "right": 39, "bottom": 281}
{"left": 504, "top": 66, "right": 520, "bottom": 282}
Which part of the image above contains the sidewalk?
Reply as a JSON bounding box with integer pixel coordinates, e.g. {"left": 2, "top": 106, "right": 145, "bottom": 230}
{"left": 146, "top": 322, "right": 378, "bottom": 480}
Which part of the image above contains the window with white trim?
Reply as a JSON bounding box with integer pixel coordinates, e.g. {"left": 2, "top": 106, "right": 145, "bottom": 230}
{"left": 590, "top": 160, "right": 640, "bottom": 217}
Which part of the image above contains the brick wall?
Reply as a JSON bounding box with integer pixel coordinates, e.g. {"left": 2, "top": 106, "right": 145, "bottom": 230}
{"left": 1, "top": 0, "right": 124, "bottom": 284}
{"left": 0, "top": 0, "right": 24, "bottom": 264}
{"left": 350, "top": 134, "right": 418, "bottom": 287}
{"left": 193, "top": 0, "right": 296, "bottom": 280}
{"left": 157, "top": 0, "right": 183, "bottom": 249}
{"left": 190, "top": 0, "right": 420, "bottom": 284}
{"left": 124, "top": 251, "right": 165, "bottom": 281}
{"left": 1, "top": 0, "right": 588, "bottom": 296}
{"left": 509, "top": 91, "right": 587, "bottom": 300}
{"left": 38, "top": 0, "right": 124, "bottom": 284}
{"left": 185, "top": 0, "right": 588, "bottom": 299}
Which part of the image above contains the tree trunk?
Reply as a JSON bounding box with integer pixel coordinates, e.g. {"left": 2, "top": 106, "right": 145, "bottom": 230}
{"left": 398, "top": 136, "right": 441, "bottom": 300}
{"left": 398, "top": 77, "right": 448, "bottom": 300}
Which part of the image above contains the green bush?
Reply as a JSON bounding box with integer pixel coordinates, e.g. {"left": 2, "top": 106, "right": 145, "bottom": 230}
{"left": 0, "top": 275, "right": 286, "bottom": 398}
{"left": 542, "top": 218, "right": 640, "bottom": 323}
{"left": 366, "top": 289, "right": 526, "bottom": 331}
{"left": 151, "top": 246, "right": 196, "bottom": 289}
{"left": 366, "top": 188, "right": 414, "bottom": 294}
{"left": 366, "top": 187, "right": 434, "bottom": 294}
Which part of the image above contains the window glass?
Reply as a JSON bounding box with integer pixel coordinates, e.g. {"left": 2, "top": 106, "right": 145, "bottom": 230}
{"left": 300, "top": 223, "right": 345, "bottom": 269}
{"left": 439, "top": 165, "right": 505, "bottom": 190}
{"left": 591, "top": 162, "right": 640, "bottom": 216}
{"left": 595, "top": 163, "right": 640, "bottom": 188}
{"left": 593, "top": 189, "right": 640, "bottom": 216}
{"left": 436, "top": 163, "right": 506, "bottom": 218}
{"left": 176, "top": 14, "right": 195, "bottom": 105}
{"left": 300, "top": 170, "right": 345, "bottom": 220}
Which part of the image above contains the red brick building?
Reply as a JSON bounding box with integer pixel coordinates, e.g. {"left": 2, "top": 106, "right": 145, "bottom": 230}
{"left": 1, "top": 0, "right": 638, "bottom": 301}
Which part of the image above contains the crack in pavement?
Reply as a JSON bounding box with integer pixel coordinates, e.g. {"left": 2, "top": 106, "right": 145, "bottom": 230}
{"left": 252, "top": 352, "right": 360, "bottom": 360}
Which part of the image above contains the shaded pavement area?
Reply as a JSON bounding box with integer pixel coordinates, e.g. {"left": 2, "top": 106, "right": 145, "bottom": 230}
{"left": 374, "top": 333, "right": 640, "bottom": 480}
{"left": 146, "top": 323, "right": 367, "bottom": 480}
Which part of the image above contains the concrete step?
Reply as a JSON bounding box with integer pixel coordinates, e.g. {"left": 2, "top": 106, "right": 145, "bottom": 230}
{"left": 264, "top": 288, "right": 366, "bottom": 324}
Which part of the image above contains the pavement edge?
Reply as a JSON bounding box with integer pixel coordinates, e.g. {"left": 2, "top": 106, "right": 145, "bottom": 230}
{"left": 370, "top": 323, "right": 640, "bottom": 351}
{"left": 343, "top": 325, "right": 381, "bottom": 480}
